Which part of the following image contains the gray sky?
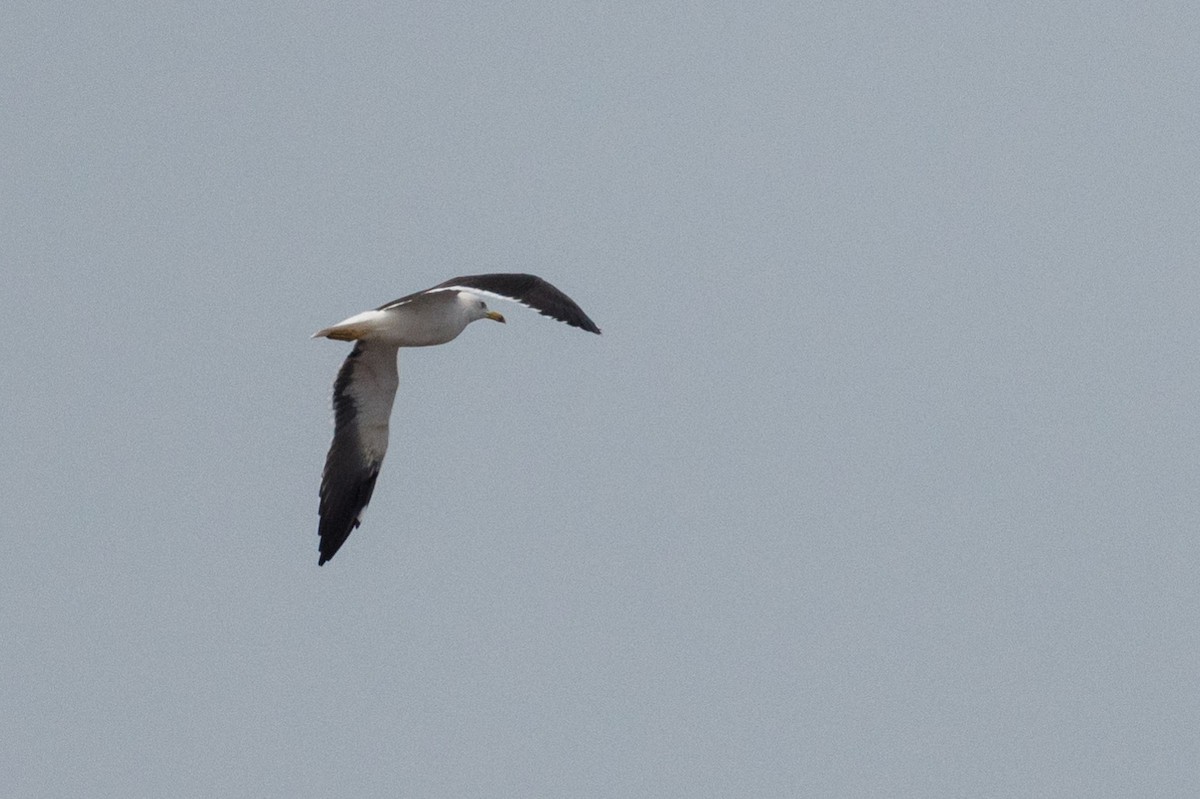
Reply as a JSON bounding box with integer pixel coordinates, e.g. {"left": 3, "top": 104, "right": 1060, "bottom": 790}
{"left": 3, "top": 2, "right": 1198, "bottom": 796}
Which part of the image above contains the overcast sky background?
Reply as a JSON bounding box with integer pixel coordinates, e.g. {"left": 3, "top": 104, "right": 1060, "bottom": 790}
{"left": 3, "top": 2, "right": 1198, "bottom": 796}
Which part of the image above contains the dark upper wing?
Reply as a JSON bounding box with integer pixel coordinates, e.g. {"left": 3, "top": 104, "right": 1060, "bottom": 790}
{"left": 318, "top": 341, "right": 400, "bottom": 565}
{"left": 381, "top": 273, "right": 601, "bottom": 334}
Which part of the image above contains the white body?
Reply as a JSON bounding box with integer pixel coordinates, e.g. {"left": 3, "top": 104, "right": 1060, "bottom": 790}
{"left": 314, "top": 291, "right": 494, "bottom": 346}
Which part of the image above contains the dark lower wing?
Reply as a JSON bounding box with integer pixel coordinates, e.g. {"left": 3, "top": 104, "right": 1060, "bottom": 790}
{"left": 317, "top": 342, "right": 398, "bottom": 565}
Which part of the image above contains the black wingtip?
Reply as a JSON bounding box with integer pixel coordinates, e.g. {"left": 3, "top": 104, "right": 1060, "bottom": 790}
{"left": 570, "top": 308, "right": 602, "bottom": 335}
{"left": 318, "top": 537, "right": 335, "bottom": 566}
{"left": 557, "top": 310, "right": 601, "bottom": 335}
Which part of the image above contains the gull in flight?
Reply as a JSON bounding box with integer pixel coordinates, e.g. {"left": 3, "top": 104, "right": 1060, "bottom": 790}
{"left": 313, "top": 273, "right": 600, "bottom": 565}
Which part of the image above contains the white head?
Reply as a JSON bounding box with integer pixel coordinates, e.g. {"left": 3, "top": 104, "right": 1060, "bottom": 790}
{"left": 459, "top": 292, "right": 506, "bottom": 325}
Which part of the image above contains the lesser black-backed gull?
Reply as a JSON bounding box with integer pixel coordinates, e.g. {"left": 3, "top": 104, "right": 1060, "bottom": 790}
{"left": 313, "top": 273, "right": 600, "bottom": 565}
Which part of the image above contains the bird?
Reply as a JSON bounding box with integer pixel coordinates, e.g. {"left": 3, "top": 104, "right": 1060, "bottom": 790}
{"left": 313, "top": 273, "right": 600, "bottom": 565}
